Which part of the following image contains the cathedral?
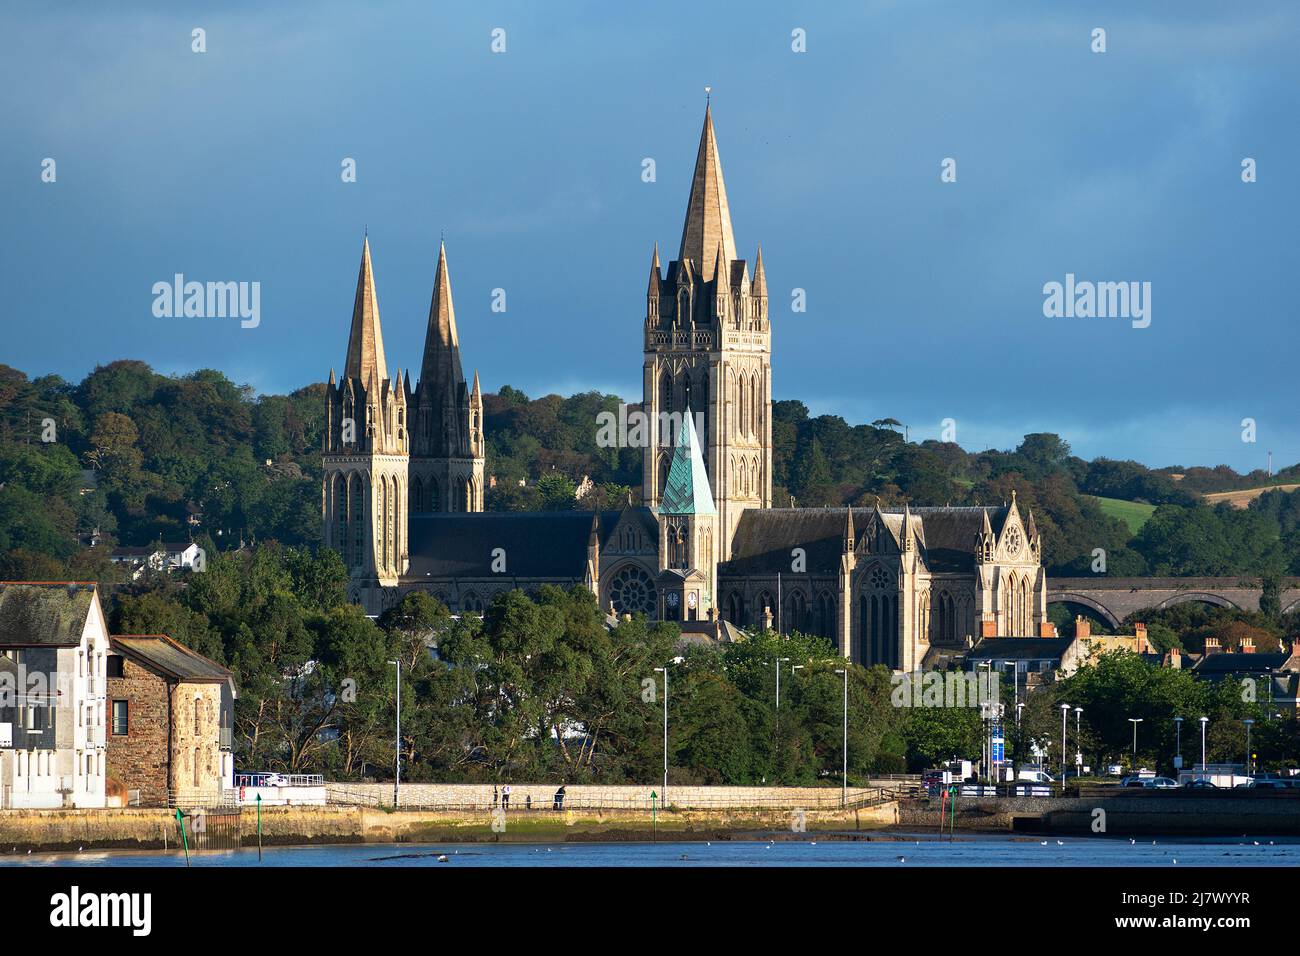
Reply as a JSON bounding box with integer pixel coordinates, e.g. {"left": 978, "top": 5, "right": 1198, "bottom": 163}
{"left": 322, "top": 105, "right": 1051, "bottom": 670}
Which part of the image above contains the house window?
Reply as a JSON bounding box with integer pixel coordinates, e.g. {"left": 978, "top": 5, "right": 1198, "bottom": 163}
{"left": 111, "top": 700, "right": 129, "bottom": 736}
{"left": 193, "top": 747, "right": 201, "bottom": 787}
{"left": 194, "top": 700, "right": 202, "bottom": 735}
{"left": 107, "top": 655, "right": 124, "bottom": 678}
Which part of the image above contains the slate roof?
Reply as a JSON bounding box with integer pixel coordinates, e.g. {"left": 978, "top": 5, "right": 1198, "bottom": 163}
{"left": 966, "top": 637, "right": 1077, "bottom": 661}
{"left": 0, "top": 583, "right": 95, "bottom": 647}
{"left": 407, "top": 509, "right": 656, "bottom": 579}
{"left": 1192, "top": 652, "right": 1288, "bottom": 675}
{"left": 111, "top": 635, "right": 233, "bottom": 684}
{"left": 721, "top": 505, "right": 1011, "bottom": 576}
{"left": 722, "top": 508, "right": 848, "bottom": 575}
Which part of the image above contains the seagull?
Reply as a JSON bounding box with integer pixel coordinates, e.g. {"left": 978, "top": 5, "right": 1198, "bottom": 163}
{"left": 1040, "top": 841, "right": 1048, "bottom": 846}
{"left": 1172, "top": 858, "right": 1178, "bottom": 865}
{"left": 896, "top": 855, "right": 906, "bottom": 863}
{"left": 1056, "top": 840, "right": 1064, "bottom": 846}
{"left": 1130, "top": 839, "right": 1136, "bottom": 845}
{"left": 437, "top": 854, "right": 449, "bottom": 863}
{"left": 1254, "top": 841, "right": 1260, "bottom": 846}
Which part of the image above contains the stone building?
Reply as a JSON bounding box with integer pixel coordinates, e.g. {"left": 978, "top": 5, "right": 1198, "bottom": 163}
{"left": 107, "top": 634, "right": 236, "bottom": 807}
{"left": 322, "top": 104, "right": 1049, "bottom": 668}
{"left": 0, "top": 582, "right": 108, "bottom": 809}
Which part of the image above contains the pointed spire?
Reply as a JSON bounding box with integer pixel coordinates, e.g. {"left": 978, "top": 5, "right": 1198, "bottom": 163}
{"left": 678, "top": 103, "right": 737, "bottom": 282}
{"left": 471, "top": 369, "right": 482, "bottom": 401}
{"left": 713, "top": 242, "right": 730, "bottom": 291}
{"left": 420, "top": 240, "right": 466, "bottom": 390}
{"left": 752, "top": 244, "right": 767, "bottom": 297}
{"left": 343, "top": 235, "right": 388, "bottom": 385}
{"left": 648, "top": 243, "right": 662, "bottom": 295}
{"left": 328, "top": 368, "right": 336, "bottom": 386}
{"left": 981, "top": 507, "right": 994, "bottom": 534}
{"left": 658, "top": 406, "right": 717, "bottom": 516}
{"left": 843, "top": 506, "right": 855, "bottom": 552}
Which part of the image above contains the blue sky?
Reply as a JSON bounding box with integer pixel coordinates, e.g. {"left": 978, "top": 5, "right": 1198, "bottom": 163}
{"left": 2, "top": 0, "right": 1296, "bottom": 472}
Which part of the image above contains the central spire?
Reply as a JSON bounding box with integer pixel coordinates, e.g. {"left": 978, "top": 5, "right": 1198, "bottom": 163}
{"left": 678, "top": 103, "right": 737, "bottom": 282}
{"left": 419, "top": 240, "right": 465, "bottom": 390}
{"left": 344, "top": 235, "right": 388, "bottom": 385}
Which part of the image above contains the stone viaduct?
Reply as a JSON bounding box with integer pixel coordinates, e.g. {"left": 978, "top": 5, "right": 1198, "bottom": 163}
{"left": 1048, "top": 577, "right": 1300, "bottom": 628}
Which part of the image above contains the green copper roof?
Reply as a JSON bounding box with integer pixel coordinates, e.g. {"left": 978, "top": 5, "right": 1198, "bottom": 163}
{"left": 659, "top": 408, "right": 716, "bottom": 516}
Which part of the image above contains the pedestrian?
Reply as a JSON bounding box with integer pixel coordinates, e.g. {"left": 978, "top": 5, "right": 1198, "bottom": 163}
{"left": 492, "top": 784, "right": 498, "bottom": 808}
{"left": 553, "top": 784, "right": 567, "bottom": 811}
{"left": 502, "top": 783, "right": 512, "bottom": 809}
{"left": 525, "top": 794, "right": 532, "bottom": 811}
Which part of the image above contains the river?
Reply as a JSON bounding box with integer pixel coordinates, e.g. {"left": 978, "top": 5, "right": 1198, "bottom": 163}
{"left": 3, "top": 833, "right": 1297, "bottom": 867}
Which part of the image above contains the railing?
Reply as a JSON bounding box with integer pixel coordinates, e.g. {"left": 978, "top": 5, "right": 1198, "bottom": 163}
{"left": 233, "top": 773, "right": 324, "bottom": 788}
{"left": 324, "top": 787, "right": 890, "bottom": 812}
{"left": 168, "top": 789, "right": 238, "bottom": 809}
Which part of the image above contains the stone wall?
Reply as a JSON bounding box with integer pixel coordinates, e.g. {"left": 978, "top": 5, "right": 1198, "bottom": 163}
{"left": 106, "top": 660, "right": 169, "bottom": 804}
{"left": 170, "top": 680, "right": 223, "bottom": 800}
{"left": 326, "top": 781, "right": 880, "bottom": 810}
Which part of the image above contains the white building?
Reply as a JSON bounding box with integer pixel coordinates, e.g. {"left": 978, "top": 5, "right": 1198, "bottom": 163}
{"left": 0, "top": 582, "right": 109, "bottom": 808}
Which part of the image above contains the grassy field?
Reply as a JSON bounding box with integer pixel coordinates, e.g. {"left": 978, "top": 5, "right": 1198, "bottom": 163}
{"left": 1090, "top": 495, "right": 1156, "bottom": 535}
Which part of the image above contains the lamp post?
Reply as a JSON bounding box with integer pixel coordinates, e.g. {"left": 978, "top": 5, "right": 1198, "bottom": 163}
{"left": 388, "top": 658, "right": 401, "bottom": 807}
{"left": 1244, "top": 719, "right": 1255, "bottom": 777}
{"left": 773, "top": 657, "right": 791, "bottom": 781}
{"left": 1199, "top": 716, "right": 1209, "bottom": 780}
{"left": 835, "top": 668, "right": 848, "bottom": 807}
{"left": 1074, "top": 706, "right": 1083, "bottom": 776}
{"left": 1173, "top": 716, "right": 1184, "bottom": 773}
{"left": 1058, "top": 704, "right": 1070, "bottom": 791}
{"left": 653, "top": 665, "right": 670, "bottom": 803}
{"left": 1127, "top": 717, "right": 1143, "bottom": 772}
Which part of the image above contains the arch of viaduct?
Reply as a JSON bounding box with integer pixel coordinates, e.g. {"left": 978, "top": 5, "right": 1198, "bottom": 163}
{"left": 1048, "top": 577, "right": 1300, "bottom": 629}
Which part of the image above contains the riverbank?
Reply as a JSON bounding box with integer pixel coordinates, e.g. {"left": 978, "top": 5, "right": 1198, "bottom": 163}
{"left": 0, "top": 803, "right": 902, "bottom": 853}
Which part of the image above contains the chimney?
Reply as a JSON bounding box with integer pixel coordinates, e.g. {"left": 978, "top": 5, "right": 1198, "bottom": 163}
{"left": 1205, "top": 637, "right": 1221, "bottom": 655}
{"left": 1074, "top": 615, "right": 1091, "bottom": 639}
{"left": 1038, "top": 621, "right": 1058, "bottom": 638}
{"left": 1167, "top": 646, "right": 1182, "bottom": 669}
{"left": 981, "top": 612, "right": 997, "bottom": 639}
{"left": 762, "top": 604, "right": 774, "bottom": 632}
{"left": 1134, "top": 622, "right": 1148, "bottom": 654}
{"left": 1241, "top": 637, "right": 1255, "bottom": 654}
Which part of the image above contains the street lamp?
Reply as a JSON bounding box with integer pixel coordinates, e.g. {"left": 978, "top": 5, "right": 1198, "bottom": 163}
{"left": 653, "top": 664, "right": 671, "bottom": 803}
{"left": 388, "top": 659, "right": 401, "bottom": 807}
{"left": 1060, "top": 703, "right": 1070, "bottom": 793}
{"left": 1128, "top": 717, "right": 1143, "bottom": 771}
{"left": 1244, "top": 719, "right": 1255, "bottom": 777}
{"left": 1074, "top": 707, "right": 1083, "bottom": 776}
{"left": 835, "top": 668, "right": 848, "bottom": 807}
{"left": 773, "top": 657, "right": 791, "bottom": 781}
{"left": 1173, "top": 716, "right": 1184, "bottom": 772}
{"left": 1199, "top": 716, "right": 1209, "bottom": 779}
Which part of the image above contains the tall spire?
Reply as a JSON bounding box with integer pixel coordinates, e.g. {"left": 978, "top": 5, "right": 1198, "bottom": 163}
{"left": 419, "top": 240, "right": 467, "bottom": 391}
{"left": 678, "top": 103, "right": 737, "bottom": 282}
{"left": 659, "top": 407, "right": 717, "bottom": 516}
{"left": 344, "top": 235, "right": 388, "bottom": 384}
{"left": 647, "top": 243, "right": 662, "bottom": 296}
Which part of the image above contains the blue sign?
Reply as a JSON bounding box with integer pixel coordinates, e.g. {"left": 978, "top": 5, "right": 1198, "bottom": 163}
{"left": 991, "top": 722, "right": 1005, "bottom": 763}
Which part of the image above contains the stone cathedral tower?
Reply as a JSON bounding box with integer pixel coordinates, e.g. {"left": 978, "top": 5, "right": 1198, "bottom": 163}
{"left": 643, "top": 104, "right": 771, "bottom": 562}
{"left": 408, "top": 242, "right": 485, "bottom": 513}
{"left": 323, "top": 236, "right": 410, "bottom": 606}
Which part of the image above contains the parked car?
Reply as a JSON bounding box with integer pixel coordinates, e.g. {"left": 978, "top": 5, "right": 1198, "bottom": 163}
{"left": 1120, "top": 776, "right": 1148, "bottom": 788}
{"left": 1017, "top": 769, "right": 1055, "bottom": 784}
{"left": 1250, "top": 779, "right": 1291, "bottom": 789}
{"left": 1182, "top": 779, "right": 1218, "bottom": 789}
{"left": 1142, "top": 777, "right": 1178, "bottom": 789}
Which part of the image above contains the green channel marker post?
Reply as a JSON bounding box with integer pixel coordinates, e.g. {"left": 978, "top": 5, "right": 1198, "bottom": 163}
{"left": 175, "top": 808, "right": 191, "bottom": 867}
{"left": 650, "top": 791, "right": 657, "bottom": 842}
{"left": 256, "top": 793, "right": 263, "bottom": 862}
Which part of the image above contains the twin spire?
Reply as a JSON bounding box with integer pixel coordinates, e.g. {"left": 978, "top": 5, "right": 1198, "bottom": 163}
{"left": 339, "top": 235, "right": 471, "bottom": 399}
{"left": 343, "top": 236, "right": 388, "bottom": 385}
